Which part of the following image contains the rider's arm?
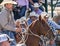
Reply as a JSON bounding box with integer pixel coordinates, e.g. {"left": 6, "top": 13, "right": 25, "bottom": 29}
{"left": 48, "top": 20, "right": 60, "bottom": 30}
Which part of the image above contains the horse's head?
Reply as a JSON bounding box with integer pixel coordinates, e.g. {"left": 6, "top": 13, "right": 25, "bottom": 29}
{"left": 28, "top": 15, "right": 55, "bottom": 40}
{"left": 25, "top": 18, "right": 55, "bottom": 46}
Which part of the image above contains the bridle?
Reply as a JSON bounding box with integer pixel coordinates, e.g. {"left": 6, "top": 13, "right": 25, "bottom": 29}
{"left": 17, "top": 26, "right": 51, "bottom": 44}
{"left": 17, "top": 20, "right": 55, "bottom": 46}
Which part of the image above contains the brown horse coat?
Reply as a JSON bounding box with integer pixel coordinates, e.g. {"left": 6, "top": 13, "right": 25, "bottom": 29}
{"left": 26, "top": 16, "right": 55, "bottom": 46}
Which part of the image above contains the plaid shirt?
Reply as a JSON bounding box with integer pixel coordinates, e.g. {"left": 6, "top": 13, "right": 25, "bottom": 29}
{"left": 47, "top": 19, "right": 56, "bottom": 32}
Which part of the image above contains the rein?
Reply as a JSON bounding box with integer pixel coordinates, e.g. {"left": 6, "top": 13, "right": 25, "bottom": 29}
{"left": 27, "top": 26, "right": 51, "bottom": 39}
{"left": 16, "top": 19, "right": 54, "bottom": 45}
{"left": 17, "top": 24, "right": 51, "bottom": 44}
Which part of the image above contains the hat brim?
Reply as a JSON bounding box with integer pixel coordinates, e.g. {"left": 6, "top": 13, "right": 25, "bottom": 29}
{"left": 6, "top": 35, "right": 14, "bottom": 42}
{"left": 33, "top": 5, "right": 40, "bottom": 7}
{"left": 9, "top": 38, "right": 14, "bottom": 42}
{"left": 0, "top": 34, "right": 14, "bottom": 43}
{"left": 30, "top": 15, "right": 37, "bottom": 17}
{"left": 33, "top": 6, "right": 40, "bottom": 7}
{"left": 1, "top": 1, "right": 17, "bottom": 5}
{"left": 29, "top": 14, "right": 39, "bottom": 17}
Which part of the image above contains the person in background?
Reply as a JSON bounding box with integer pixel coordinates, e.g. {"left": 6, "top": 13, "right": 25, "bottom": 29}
{"left": 0, "top": 0, "right": 21, "bottom": 46}
{"left": 31, "top": 3, "right": 43, "bottom": 15}
{"left": 41, "top": 12, "right": 60, "bottom": 46}
{"left": 14, "top": 0, "right": 29, "bottom": 18}
{"left": 29, "top": 0, "right": 44, "bottom": 11}
{"left": 27, "top": 12, "right": 39, "bottom": 26}
{"left": 41, "top": 12, "right": 60, "bottom": 32}
{"left": 0, "top": 34, "right": 14, "bottom": 46}
{"left": 15, "top": 17, "right": 27, "bottom": 29}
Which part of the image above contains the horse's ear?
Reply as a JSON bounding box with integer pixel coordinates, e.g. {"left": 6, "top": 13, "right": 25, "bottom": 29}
{"left": 39, "top": 15, "right": 41, "bottom": 21}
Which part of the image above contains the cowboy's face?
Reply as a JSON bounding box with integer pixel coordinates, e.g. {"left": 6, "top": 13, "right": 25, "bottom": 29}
{"left": 5, "top": 3, "right": 13, "bottom": 11}
{"left": 30, "top": 16, "right": 38, "bottom": 21}
{"left": 34, "top": 7, "right": 39, "bottom": 11}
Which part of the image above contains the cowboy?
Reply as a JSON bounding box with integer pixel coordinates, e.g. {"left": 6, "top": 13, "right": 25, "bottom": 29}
{"left": 16, "top": 17, "right": 27, "bottom": 31}
{"left": 15, "top": 17, "right": 27, "bottom": 44}
{"left": 0, "top": 34, "right": 14, "bottom": 46}
{"left": 27, "top": 11, "right": 39, "bottom": 26}
{"left": 0, "top": 0, "right": 21, "bottom": 46}
{"left": 31, "top": 3, "right": 43, "bottom": 15}
{"left": 14, "top": 0, "right": 29, "bottom": 19}
{"left": 29, "top": 0, "right": 44, "bottom": 11}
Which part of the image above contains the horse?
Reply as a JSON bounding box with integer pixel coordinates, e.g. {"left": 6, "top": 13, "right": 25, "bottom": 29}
{"left": 25, "top": 16, "right": 55, "bottom": 46}
{"left": 15, "top": 16, "right": 55, "bottom": 46}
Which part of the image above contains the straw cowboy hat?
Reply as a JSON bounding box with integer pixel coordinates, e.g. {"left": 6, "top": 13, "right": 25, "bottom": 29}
{"left": 1, "top": 0, "right": 17, "bottom": 5}
{"left": 29, "top": 12, "right": 39, "bottom": 17}
{"left": 0, "top": 34, "right": 14, "bottom": 43}
{"left": 33, "top": 3, "right": 40, "bottom": 7}
{"left": 16, "top": 17, "right": 26, "bottom": 24}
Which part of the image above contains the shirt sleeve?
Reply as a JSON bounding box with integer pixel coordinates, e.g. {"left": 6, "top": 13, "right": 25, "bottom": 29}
{"left": 53, "top": 21, "right": 60, "bottom": 30}
{"left": 26, "top": 0, "right": 29, "bottom": 9}
{"left": 49, "top": 20, "right": 60, "bottom": 30}
{"left": 0, "top": 11, "right": 16, "bottom": 31}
